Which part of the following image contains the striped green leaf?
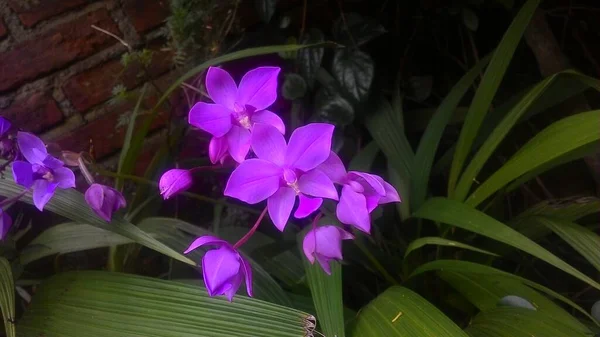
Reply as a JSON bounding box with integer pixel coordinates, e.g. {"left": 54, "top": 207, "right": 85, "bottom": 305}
{"left": 404, "top": 237, "right": 498, "bottom": 259}
{"left": 0, "top": 258, "right": 15, "bottom": 337}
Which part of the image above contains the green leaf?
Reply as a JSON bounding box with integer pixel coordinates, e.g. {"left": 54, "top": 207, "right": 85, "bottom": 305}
{"left": 282, "top": 73, "right": 307, "bottom": 100}
{"left": 297, "top": 29, "right": 325, "bottom": 87}
{"left": 407, "top": 76, "right": 433, "bottom": 102}
{"left": 255, "top": 0, "right": 277, "bottom": 23}
{"left": 349, "top": 141, "right": 380, "bottom": 172}
{"left": 466, "top": 110, "right": 600, "bottom": 207}
{"left": 466, "top": 307, "right": 590, "bottom": 337}
{"left": 17, "top": 271, "right": 313, "bottom": 337}
{"left": 404, "top": 237, "right": 498, "bottom": 259}
{"left": 332, "top": 13, "right": 386, "bottom": 47}
{"left": 0, "top": 258, "right": 15, "bottom": 337}
{"left": 20, "top": 223, "right": 132, "bottom": 265}
{"left": 314, "top": 85, "right": 355, "bottom": 126}
{"left": 332, "top": 49, "right": 374, "bottom": 102}
{"left": 116, "top": 83, "right": 147, "bottom": 190}
{"left": 413, "top": 197, "right": 600, "bottom": 291}
{"left": 448, "top": 0, "right": 541, "bottom": 195}
{"left": 350, "top": 286, "right": 468, "bottom": 337}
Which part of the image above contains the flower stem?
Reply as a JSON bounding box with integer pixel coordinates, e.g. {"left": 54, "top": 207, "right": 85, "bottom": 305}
{"left": 233, "top": 207, "right": 268, "bottom": 249}
{"left": 0, "top": 189, "right": 28, "bottom": 208}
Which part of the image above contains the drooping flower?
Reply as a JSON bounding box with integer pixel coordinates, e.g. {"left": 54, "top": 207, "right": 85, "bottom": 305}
{"left": 302, "top": 225, "right": 354, "bottom": 275}
{"left": 224, "top": 123, "right": 339, "bottom": 231}
{"left": 184, "top": 235, "right": 253, "bottom": 301}
{"left": 0, "top": 209, "right": 12, "bottom": 240}
{"left": 12, "top": 132, "right": 75, "bottom": 211}
{"left": 84, "top": 184, "right": 127, "bottom": 222}
{"left": 159, "top": 169, "right": 193, "bottom": 199}
{"left": 317, "top": 152, "right": 401, "bottom": 234}
{"left": 189, "top": 66, "right": 285, "bottom": 163}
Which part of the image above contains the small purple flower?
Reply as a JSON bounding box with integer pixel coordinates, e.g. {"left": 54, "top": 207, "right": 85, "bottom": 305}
{"left": 0, "top": 209, "right": 12, "bottom": 240}
{"left": 12, "top": 132, "right": 75, "bottom": 211}
{"left": 84, "top": 184, "right": 127, "bottom": 222}
{"left": 318, "top": 152, "right": 401, "bottom": 234}
{"left": 189, "top": 66, "right": 285, "bottom": 163}
{"left": 184, "top": 235, "right": 253, "bottom": 301}
{"left": 224, "top": 123, "right": 339, "bottom": 231}
{"left": 303, "top": 225, "right": 354, "bottom": 275}
{"left": 159, "top": 169, "right": 193, "bottom": 199}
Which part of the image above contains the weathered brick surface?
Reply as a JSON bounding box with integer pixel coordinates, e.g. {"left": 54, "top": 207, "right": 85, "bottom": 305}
{"left": 123, "top": 0, "right": 170, "bottom": 33}
{"left": 0, "top": 93, "right": 63, "bottom": 132}
{"left": 63, "top": 40, "right": 173, "bottom": 112}
{"left": 0, "top": 19, "right": 7, "bottom": 40}
{"left": 0, "top": 9, "right": 120, "bottom": 92}
{"left": 7, "top": 0, "right": 88, "bottom": 28}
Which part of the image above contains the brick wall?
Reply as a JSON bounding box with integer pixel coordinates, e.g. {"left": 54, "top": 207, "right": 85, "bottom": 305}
{"left": 0, "top": 0, "right": 176, "bottom": 170}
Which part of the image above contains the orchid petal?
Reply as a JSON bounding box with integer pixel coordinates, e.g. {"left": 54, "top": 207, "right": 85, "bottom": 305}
{"left": 297, "top": 169, "right": 338, "bottom": 200}
{"left": 226, "top": 125, "right": 251, "bottom": 163}
{"left": 17, "top": 132, "right": 48, "bottom": 165}
{"left": 0, "top": 209, "right": 12, "bottom": 240}
{"left": 294, "top": 194, "right": 322, "bottom": 218}
{"left": 32, "top": 179, "right": 58, "bottom": 211}
{"left": 315, "top": 254, "right": 332, "bottom": 275}
{"left": 205, "top": 67, "right": 237, "bottom": 110}
{"left": 302, "top": 230, "right": 317, "bottom": 264}
{"left": 251, "top": 123, "right": 286, "bottom": 165}
{"left": 202, "top": 247, "right": 241, "bottom": 297}
{"left": 267, "top": 187, "right": 296, "bottom": 232}
{"left": 85, "top": 184, "right": 126, "bottom": 222}
{"left": 184, "top": 235, "right": 229, "bottom": 254}
{"left": 41, "top": 155, "right": 64, "bottom": 169}
{"left": 188, "top": 102, "right": 233, "bottom": 138}
{"left": 209, "top": 136, "right": 229, "bottom": 165}
{"left": 223, "top": 272, "right": 243, "bottom": 302}
{"left": 366, "top": 195, "right": 380, "bottom": 213}
{"left": 316, "top": 151, "right": 347, "bottom": 184}
{"left": 224, "top": 159, "right": 281, "bottom": 204}
{"left": 53, "top": 167, "right": 75, "bottom": 189}
{"left": 250, "top": 110, "right": 285, "bottom": 134}
{"left": 236, "top": 67, "right": 280, "bottom": 110}
{"left": 240, "top": 257, "right": 254, "bottom": 297}
{"left": 0, "top": 117, "right": 11, "bottom": 136}
{"left": 12, "top": 161, "right": 33, "bottom": 188}
{"left": 336, "top": 185, "right": 371, "bottom": 233}
{"left": 347, "top": 171, "right": 385, "bottom": 196}
{"left": 377, "top": 178, "right": 401, "bottom": 203}
{"left": 159, "top": 169, "right": 193, "bottom": 199}
{"left": 285, "top": 123, "right": 334, "bottom": 171}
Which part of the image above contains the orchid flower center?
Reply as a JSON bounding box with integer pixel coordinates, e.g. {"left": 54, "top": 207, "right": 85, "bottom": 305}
{"left": 347, "top": 180, "right": 364, "bottom": 193}
{"left": 233, "top": 103, "right": 251, "bottom": 129}
{"left": 283, "top": 168, "right": 300, "bottom": 194}
{"left": 32, "top": 164, "right": 54, "bottom": 182}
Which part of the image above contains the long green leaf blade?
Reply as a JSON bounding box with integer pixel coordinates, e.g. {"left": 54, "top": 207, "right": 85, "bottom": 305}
{"left": 404, "top": 237, "right": 498, "bottom": 259}
{"left": 0, "top": 258, "right": 15, "bottom": 337}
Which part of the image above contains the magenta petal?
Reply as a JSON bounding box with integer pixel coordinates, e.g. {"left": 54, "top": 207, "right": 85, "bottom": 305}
{"left": 202, "top": 247, "right": 241, "bottom": 297}
{"left": 240, "top": 257, "right": 254, "bottom": 297}
{"left": 224, "top": 159, "right": 281, "bottom": 204}
{"left": 226, "top": 125, "right": 251, "bottom": 163}
{"left": 42, "top": 155, "right": 64, "bottom": 169}
{"left": 377, "top": 177, "right": 401, "bottom": 204}
{"left": 0, "top": 117, "right": 11, "bottom": 136}
{"left": 366, "top": 195, "right": 380, "bottom": 213}
{"left": 347, "top": 171, "right": 386, "bottom": 196}
{"left": 315, "top": 254, "right": 332, "bottom": 275}
{"left": 12, "top": 161, "right": 34, "bottom": 188}
{"left": 159, "top": 169, "right": 193, "bottom": 199}
{"left": 184, "top": 235, "right": 228, "bottom": 254}
{"left": 205, "top": 67, "right": 237, "bottom": 109}
{"left": 17, "top": 132, "right": 48, "bottom": 165}
{"left": 285, "top": 123, "right": 335, "bottom": 171}
{"left": 209, "top": 136, "right": 229, "bottom": 165}
{"left": 223, "top": 272, "right": 243, "bottom": 302}
{"left": 188, "top": 102, "right": 233, "bottom": 138}
{"left": 250, "top": 110, "right": 285, "bottom": 134}
{"left": 251, "top": 123, "right": 286, "bottom": 165}
{"left": 236, "top": 67, "right": 280, "bottom": 110}
{"left": 267, "top": 187, "right": 296, "bottom": 232}
{"left": 302, "top": 230, "right": 317, "bottom": 264}
{"left": 0, "top": 209, "right": 12, "bottom": 240}
{"left": 297, "top": 169, "right": 338, "bottom": 200}
{"left": 316, "top": 151, "right": 347, "bottom": 184}
{"left": 294, "top": 194, "right": 322, "bottom": 218}
{"left": 85, "top": 184, "right": 126, "bottom": 222}
{"left": 337, "top": 185, "right": 371, "bottom": 233}
{"left": 32, "top": 179, "right": 58, "bottom": 211}
{"left": 53, "top": 167, "right": 75, "bottom": 189}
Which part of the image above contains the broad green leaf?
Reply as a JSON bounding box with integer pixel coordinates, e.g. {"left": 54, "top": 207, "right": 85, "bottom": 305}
{"left": 116, "top": 83, "right": 147, "bottom": 190}
{"left": 331, "top": 13, "right": 386, "bottom": 47}
{"left": 448, "top": 0, "right": 541, "bottom": 195}
{"left": 0, "top": 258, "right": 15, "bottom": 337}
{"left": 466, "top": 307, "right": 589, "bottom": 337}
{"left": 17, "top": 271, "right": 314, "bottom": 337}
{"left": 297, "top": 29, "right": 325, "bottom": 87}
{"left": 20, "top": 223, "right": 132, "bottom": 265}
{"left": 332, "top": 49, "right": 374, "bottom": 102}
{"left": 409, "top": 259, "right": 596, "bottom": 323}
{"left": 138, "top": 217, "right": 292, "bottom": 306}
{"left": 404, "top": 237, "right": 498, "bottom": 259}
{"left": 412, "top": 54, "right": 491, "bottom": 209}
{"left": 350, "top": 286, "right": 468, "bottom": 337}
{"left": 389, "top": 163, "right": 411, "bottom": 221}
{"left": 441, "top": 271, "right": 590, "bottom": 333}
{"left": 349, "top": 141, "right": 380, "bottom": 171}
{"left": 413, "top": 197, "right": 600, "bottom": 291}
{"left": 0, "top": 174, "right": 194, "bottom": 266}
{"left": 466, "top": 110, "right": 600, "bottom": 207}
{"left": 255, "top": 0, "right": 276, "bottom": 23}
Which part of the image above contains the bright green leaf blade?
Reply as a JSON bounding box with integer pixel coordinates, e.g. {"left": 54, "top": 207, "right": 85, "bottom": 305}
{"left": 413, "top": 197, "right": 600, "bottom": 291}
{"left": 448, "top": 0, "right": 541, "bottom": 195}
{"left": 412, "top": 54, "right": 491, "bottom": 209}
{"left": 0, "top": 258, "right": 15, "bottom": 337}
{"left": 138, "top": 217, "right": 292, "bottom": 306}
{"left": 466, "top": 307, "right": 589, "bottom": 337}
{"left": 404, "top": 237, "right": 498, "bottom": 259}
{"left": 17, "top": 271, "right": 314, "bottom": 337}
{"left": 409, "top": 259, "right": 596, "bottom": 323}
{"left": 0, "top": 175, "right": 195, "bottom": 266}
{"left": 466, "top": 110, "right": 600, "bottom": 207}
{"left": 389, "top": 163, "right": 411, "bottom": 220}
{"left": 348, "top": 141, "right": 380, "bottom": 172}
{"left": 20, "top": 223, "right": 132, "bottom": 265}
{"left": 350, "top": 286, "right": 468, "bottom": 337}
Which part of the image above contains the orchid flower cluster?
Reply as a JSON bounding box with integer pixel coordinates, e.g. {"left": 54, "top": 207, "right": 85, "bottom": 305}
{"left": 159, "top": 66, "right": 400, "bottom": 301}
{"left": 0, "top": 117, "right": 126, "bottom": 240}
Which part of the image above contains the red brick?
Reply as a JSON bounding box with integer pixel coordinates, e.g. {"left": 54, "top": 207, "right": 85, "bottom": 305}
{"left": 0, "top": 93, "right": 63, "bottom": 132}
{"left": 123, "top": 0, "right": 170, "bottom": 33}
{"left": 0, "top": 19, "right": 7, "bottom": 40}
{"left": 7, "top": 0, "right": 88, "bottom": 28}
{"left": 0, "top": 9, "right": 121, "bottom": 93}
{"left": 63, "top": 39, "right": 173, "bottom": 112}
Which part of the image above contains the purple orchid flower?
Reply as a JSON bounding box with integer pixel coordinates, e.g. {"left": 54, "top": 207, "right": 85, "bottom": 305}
{"left": 159, "top": 169, "right": 193, "bottom": 199}
{"left": 303, "top": 225, "right": 354, "bottom": 275}
{"left": 189, "top": 66, "right": 285, "bottom": 163}
{"left": 0, "top": 209, "right": 12, "bottom": 240}
{"left": 0, "top": 117, "right": 11, "bottom": 136}
{"left": 224, "top": 123, "right": 339, "bottom": 231}
{"left": 84, "top": 184, "right": 127, "bottom": 222}
{"left": 317, "top": 152, "right": 401, "bottom": 234}
{"left": 12, "top": 132, "right": 75, "bottom": 211}
{"left": 184, "top": 235, "right": 253, "bottom": 301}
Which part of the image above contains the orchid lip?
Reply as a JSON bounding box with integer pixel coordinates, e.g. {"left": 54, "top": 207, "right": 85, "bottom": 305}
{"left": 347, "top": 180, "right": 364, "bottom": 193}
